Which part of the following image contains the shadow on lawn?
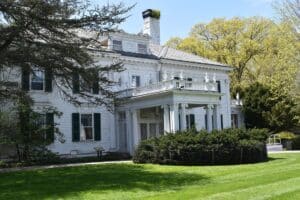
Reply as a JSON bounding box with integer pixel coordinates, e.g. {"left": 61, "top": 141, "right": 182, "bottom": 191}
{"left": 0, "top": 163, "right": 209, "bottom": 200}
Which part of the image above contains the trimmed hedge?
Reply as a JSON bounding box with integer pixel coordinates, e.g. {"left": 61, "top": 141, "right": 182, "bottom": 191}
{"left": 133, "top": 128, "right": 269, "bottom": 165}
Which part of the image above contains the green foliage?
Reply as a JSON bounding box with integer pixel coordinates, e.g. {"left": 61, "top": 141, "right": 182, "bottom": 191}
{"left": 165, "top": 17, "right": 300, "bottom": 101}
{"left": 292, "top": 136, "right": 300, "bottom": 150}
{"left": 242, "top": 82, "right": 298, "bottom": 131}
{"left": 0, "top": 0, "right": 131, "bottom": 108}
{"left": 277, "top": 131, "right": 297, "bottom": 140}
{"left": 133, "top": 128, "right": 269, "bottom": 165}
{"left": 0, "top": 95, "right": 63, "bottom": 162}
{"left": 150, "top": 9, "right": 161, "bottom": 19}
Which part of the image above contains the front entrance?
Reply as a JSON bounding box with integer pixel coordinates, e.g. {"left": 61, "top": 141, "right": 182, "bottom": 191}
{"left": 139, "top": 107, "right": 164, "bottom": 140}
{"left": 140, "top": 122, "right": 163, "bottom": 140}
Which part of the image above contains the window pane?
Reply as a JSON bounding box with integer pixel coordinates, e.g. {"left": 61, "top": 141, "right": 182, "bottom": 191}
{"left": 113, "top": 40, "right": 122, "bottom": 51}
{"left": 31, "top": 82, "right": 44, "bottom": 90}
{"left": 80, "top": 77, "right": 92, "bottom": 93}
{"left": 140, "top": 123, "right": 147, "bottom": 140}
{"left": 85, "top": 127, "right": 93, "bottom": 140}
{"left": 149, "top": 123, "right": 156, "bottom": 138}
{"left": 31, "top": 70, "right": 44, "bottom": 90}
{"left": 138, "top": 44, "right": 147, "bottom": 54}
{"left": 81, "top": 114, "right": 92, "bottom": 126}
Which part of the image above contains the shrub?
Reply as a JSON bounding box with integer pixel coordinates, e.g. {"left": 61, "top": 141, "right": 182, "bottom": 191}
{"left": 292, "top": 136, "right": 300, "bottom": 150}
{"left": 133, "top": 128, "right": 268, "bottom": 165}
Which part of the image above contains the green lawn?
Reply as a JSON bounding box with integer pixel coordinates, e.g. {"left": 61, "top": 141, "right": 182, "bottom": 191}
{"left": 0, "top": 153, "right": 299, "bottom": 200}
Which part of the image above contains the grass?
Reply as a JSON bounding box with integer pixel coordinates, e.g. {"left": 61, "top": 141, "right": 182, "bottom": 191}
{"left": 0, "top": 153, "right": 299, "bottom": 200}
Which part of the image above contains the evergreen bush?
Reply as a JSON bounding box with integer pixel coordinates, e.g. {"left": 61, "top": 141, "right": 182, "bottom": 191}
{"left": 133, "top": 128, "right": 269, "bottom": 165}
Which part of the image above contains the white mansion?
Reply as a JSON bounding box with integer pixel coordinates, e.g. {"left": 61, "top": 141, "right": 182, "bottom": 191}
{"left": 9, "top": 9, "right": 244, "bottom": 156}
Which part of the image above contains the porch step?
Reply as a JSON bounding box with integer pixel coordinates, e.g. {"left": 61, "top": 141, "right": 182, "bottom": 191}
{"left": 267, "top": 144, "right": 283, "bottom": 152}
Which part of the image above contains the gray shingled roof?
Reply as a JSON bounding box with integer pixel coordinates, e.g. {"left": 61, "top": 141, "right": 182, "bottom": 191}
{"left": 149, "top": 44, "right": 229, "bottom": 67}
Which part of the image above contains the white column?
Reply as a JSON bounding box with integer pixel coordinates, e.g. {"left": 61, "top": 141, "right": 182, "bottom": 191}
{"left": 213, "top": 105, "right": 221, "bottom": 130}
{"left": 125, "top": 110, "right": 133, "bottom": 154}
{"left": 206, "top": 105, "right": 213, "bottom": 132}
{"left": 162, "top": 105, "right": 170, "bottom": 133}
{"left": 170, "top": 104, "right": 179, "bottom": 133}
{"left": 115, "top": 112, "right": 119, "bottom": 150}
{"left": 180, "top": 103, "right": 187, "bottom": 131}
{"left": 132, "top": 109, "right": 140, "bottom": 148}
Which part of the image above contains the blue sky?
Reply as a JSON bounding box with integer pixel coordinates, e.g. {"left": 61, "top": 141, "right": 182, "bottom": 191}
{"left": 93, "top": 0, "right": 276, "bottom": 44}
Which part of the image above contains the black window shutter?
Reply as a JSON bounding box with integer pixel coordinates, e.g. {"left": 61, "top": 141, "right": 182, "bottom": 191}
{"left": 21, "top": 66, "right": 30, "bottom": 91}
{"left": 46, "top": 113, "right": 54, "bottom": 142}
{"left": 45, "top": 69, "right": 53, "bottom": 92}
{"left": 94, "top": 113, "right": 101, "bottom": 141}
{"left": 217, "top": 81, "right": 221, "bottom": 93}
{"left": 72, "top": 73, "right": 80, "bottom": 94}
{"left": 92, "top": 77, "right": 99, "bottom": 94}
{"left": 190, "top": 114, "right": 195, "bottom": 127}
{"left": 72, "top": 113, "right": 80, "bottom": 142}
{"left": 221, "top": 114, "right": 224, "bottom": 130}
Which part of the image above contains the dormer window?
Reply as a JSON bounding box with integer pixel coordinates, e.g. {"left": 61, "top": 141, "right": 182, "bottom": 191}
{"left": 138, "top": 44, "right": 147, "bottom": 54}
{"left": 113, "top": 40, "right": 122, "bottom": 51}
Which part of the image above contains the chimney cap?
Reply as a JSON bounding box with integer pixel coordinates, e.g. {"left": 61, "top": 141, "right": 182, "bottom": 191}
{"left": 142, "top": 9, "right": 161, "bottom": 19}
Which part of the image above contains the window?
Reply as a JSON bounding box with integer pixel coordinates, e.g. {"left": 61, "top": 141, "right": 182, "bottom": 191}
{"left": 80, "top": 78, "right": 92, "bottom": 93}
{"left": 140, "top": 123, "right": 147, "bottom": 140}
{"left": 231, "top": 114, "right": 239, "bottom": 128}
{"left": 80, "top": 114, "right": 93, "bottom": 140}
{"left": 186, "top": 114, "right": 195, "bottom": 129}
{"left": 138, "top": 44, "right": 147, "bottom": 54}
{"left": 31, "top": 70, "right": 44, "bottom": 90}
{"left": 113, "top": 40, "right": 122, "bottom": 51}
{"left": 34, "top": 113, "right": 46, "bottom": 130}
{"left": 149, "top": 123, "right": 157, "bottom": 138}
{"left": 186, "top": 78, "right": 193, "bottom": 88}
{"left": 131, "top": 75, "right": 140, "bottom": 88}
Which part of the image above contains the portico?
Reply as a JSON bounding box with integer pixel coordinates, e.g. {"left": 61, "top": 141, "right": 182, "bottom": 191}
{"left": 116, "top": 84, "right": 224, "bottom": 154}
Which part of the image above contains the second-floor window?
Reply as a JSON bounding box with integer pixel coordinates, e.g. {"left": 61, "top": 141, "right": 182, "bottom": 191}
{"left": 131, "top": 75, "right": 140, "bottom": 88}
{"left": 113, "top": 40, "right": 122, "bottom": 51}
{"left": 138, "top": 44, "right": 147, "bottom": 54}
{"left": 31, "top": 70, "right": 44, "bottom": 90}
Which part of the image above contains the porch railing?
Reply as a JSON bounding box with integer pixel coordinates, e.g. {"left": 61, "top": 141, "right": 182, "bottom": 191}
{"left": 117, "top": 79, "right": 218, "bottom": 98}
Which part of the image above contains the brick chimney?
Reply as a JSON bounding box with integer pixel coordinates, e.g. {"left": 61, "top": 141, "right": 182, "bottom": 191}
{"left": 142, "top": 9, "right": 160, "bottom": 45}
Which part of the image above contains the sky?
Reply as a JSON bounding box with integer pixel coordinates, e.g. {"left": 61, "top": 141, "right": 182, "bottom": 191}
{"left": 92, "top": 0, "right": 276, "bottom": 44}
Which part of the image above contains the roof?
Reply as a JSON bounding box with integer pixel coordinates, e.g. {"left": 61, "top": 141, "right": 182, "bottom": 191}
{"left": 149, "top": 43, "right": 229, "bottom": 67}
{"left": 115, "top": 50, "right": 158, "bottom": 60}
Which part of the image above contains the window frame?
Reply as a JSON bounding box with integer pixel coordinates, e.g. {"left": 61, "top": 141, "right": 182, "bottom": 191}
{"left": 80, "top": 113, "right": 94, "bottom": 141}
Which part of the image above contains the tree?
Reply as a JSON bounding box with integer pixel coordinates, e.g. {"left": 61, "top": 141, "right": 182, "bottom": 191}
{"left": 0, "top": 0, "right": 132, "bottom": 109}
{"left": 0, "top": 0, "right": 132, "bottom": 161}
{"left": 166, "top": 17, "right": 299, "bottom": 97}
{"left": 0, "top": 93, "right": 63, "bottom": 161}
{"left": 242, "top": 82, "right": 298, "bottom": 132}
{"left": 275, "top": 0, "right": 300, "bottom": 39}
